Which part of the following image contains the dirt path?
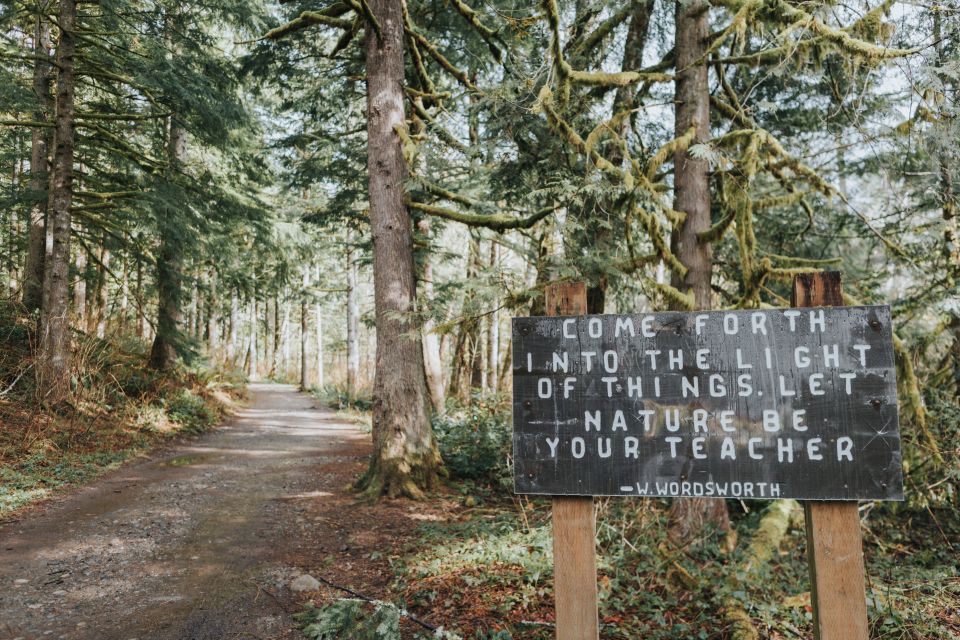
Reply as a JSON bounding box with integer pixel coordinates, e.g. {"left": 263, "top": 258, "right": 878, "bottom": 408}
{"left": 0, "top": 383, "right": 376, "bottom": 640}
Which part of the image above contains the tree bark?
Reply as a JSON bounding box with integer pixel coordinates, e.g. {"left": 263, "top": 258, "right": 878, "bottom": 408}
{"left": 247, "top": 294, "right": 258, "bottom": 379}
{"left": 486, "top": 240, "right": 500, "bottom": 391}
{"left": 23, "top": 8, "right": 53, "bottom": 313}
{"left": 314, "top": 263, "right": 325, "bottom": 387}
{"left": 264, "top": 295, "right": 275, "bottom": 376}
{"left": 668, "top": 0, "right": 731, "bottom": 543}
{"left": 417, "top": 219, "right": 446, "bottom": 411}
{"left": 148, "top": 119, "right": 186, "bottom": 370}
{"left": 228, "top": 289, "right": 239, "bottom": 365}
{"left": 207, "top": 267, "right": 219, "bottom": 355}
{"left": 72, "top": 248, "right": 86, "bottom": 329}
{"left": 89, "top": 242, "right": 109, "bottom": 338}
{"left": 37, "top": 0, "right": 77, "bottom": 404}
{"left": 300, "top": 269, "right": 309, "bottom": 390}
{"left": 357, "top": 0, "right": 442, "bottom": 498}
{"left": 118, "top": 255, "right": 129, "bottom": 332}
{"left": 280, "top": 294, "right": 290, "bottom": 375}
{"left": 135, "top": 253, "right": 146, "bottom": 339}
{"left": 346, "top": 249, "right": 360, "bottom": 397}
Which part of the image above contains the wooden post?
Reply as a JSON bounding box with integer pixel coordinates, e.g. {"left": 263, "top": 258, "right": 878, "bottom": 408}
{"left": 544, "top": 282, "right": 599, "bottom": 640}
{"left": 792, "top": 272, "right": 870, "bottom": 640}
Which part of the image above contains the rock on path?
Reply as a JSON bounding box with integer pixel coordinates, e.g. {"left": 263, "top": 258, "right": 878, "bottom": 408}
{"left": 0, "top": 383, "right": 369, "bottom": 640}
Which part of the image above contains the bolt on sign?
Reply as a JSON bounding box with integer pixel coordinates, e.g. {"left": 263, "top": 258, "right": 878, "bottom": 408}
{"left": 512, "top": 307, "right": 903, "bottom": 501}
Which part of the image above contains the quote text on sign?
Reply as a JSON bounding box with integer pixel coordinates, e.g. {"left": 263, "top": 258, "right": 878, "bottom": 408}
{"left": 512, "top": 307, "right": 902, "bottom": 501}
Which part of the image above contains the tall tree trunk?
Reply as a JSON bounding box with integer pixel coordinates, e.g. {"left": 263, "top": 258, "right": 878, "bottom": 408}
{"left": 358, "top": 0, "right": 442, "bottom": 498}
{"left": 264, "top": 295, "right": 275, "bottom": 376}
{"left": 486, "top": 240, "right": 500, "bottom": 391}
{"left": 280, "top": 294, "right": 290, "bottom": 376}
{"left": 668, "top": 0, "right": 731, "bottom": 543}
{"left": 300, "top": 269, "right": 309, "bottom": 390}
{"left": 417, "top": 219, "right": 445, "bottom": 411}
{"left": 207, "top": 267, "right": 219, "bottom": 355}
{"left": 118, "top": 255, "right": 129, "bottom": 332}
{"left": 187, "top": 275, "right": 199, "bottom": 340}
{"left": 72, "top": 246, "right": 86, "bottom": 329}
{"left": 95, "top": 246, "right": 109, "bottom": 339}
{"left": 346, "top": 250, "right": 360, "bottom": 396}
{"left": 23, "top": 8, "right": 53, "bottom": 313}
{"left": 228, "top": 289, "right": 239, "bottom": 365}
{"left": 38, "top": 0, "right": 77, "bottom": 404}
{"left": 314, "top": 264, "right": 325, "bottom": 388}
{"left": 247, "top": 295, "right": 258, "bottom": 379}
{"left": 135, "top": 253, "right": 146, "bottom": 339}
{"left": 89, "top": 242, "right": 108, "bottom": 338}
{"left": 148, "top": 119, "right": 186, "bottom": 370}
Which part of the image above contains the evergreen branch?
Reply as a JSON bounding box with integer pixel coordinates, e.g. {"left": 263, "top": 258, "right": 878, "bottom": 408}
{"left": 536, "top": 86, "right": 629, "bottom": 186}
{"left": 764, "top": 252, "right": 841, "bottom": 266}
{"left": 653, "top": 281, "right": 695, "bottom": 310}
{"left": 414, "top": 177, "right": 480, "bottom": 207}
{"left": 408, "top": 99, "right": 471, "bottom": 155}
{"left": 76, "top": 112, "right": 170, "bottom": 121}
{"left": 570, "top": 2, "right": 635, "bottom": 57}
{"left": 407, "top": 199, "right": 557, "bottom": 231}
{"left": 261, "top": 10, "right": 355, "bottom": 41}
{"left": 447, "top": 0, "right": 502, "bottom": 61}
{"left": 697, "top": 208, "right": 736, "bottom": 243}
{"left": 0, "top": 119, "right": 54, "bottom": 128}
{"left": 403, "top": 5, "right": 438, "bottom": 98}
{"left": 329, "top": 16, "right": 362, "bottom": 57}
{"left": 543, "top": 0, "right": 669, "bottom": 95}
{"left": 75, "top": 190, "right": 141, "bottom": 200}
{"left": 404, "top": 86, "right": 451, "bottom": 100}
{"left": 714, "top": 0, "right": 917, "bottom": 65}
{"left": 646, "top": 125, "right": 696, "bottom": 181}
{"left": 567, "top": 69, "right": 672, "bottom": 86}
{"left": 404, "top": 26, "right": 477, "bottom": 91}
{"left": 346, "top": 0, "right": 381, "bottom": 44}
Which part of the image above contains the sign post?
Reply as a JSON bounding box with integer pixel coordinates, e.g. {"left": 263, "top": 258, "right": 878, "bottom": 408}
{"left": 544, "top": 282, "right": 599, "bottom": 640}
{"left": 518, "top": 274, "right": 901, "bottom": 640}
{"left": 793, "top": 272, "right": 869, "bottom": 640}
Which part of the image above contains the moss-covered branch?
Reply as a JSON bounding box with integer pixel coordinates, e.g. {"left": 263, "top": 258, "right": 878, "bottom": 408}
{"left": 448, "top": 0, "right": 502, "bottom": 61}
{"left": 261, "top": 10, "right": 355, "bottom": 41}
{"left": 406, "top": 199, "right": 556, "bottom": 231}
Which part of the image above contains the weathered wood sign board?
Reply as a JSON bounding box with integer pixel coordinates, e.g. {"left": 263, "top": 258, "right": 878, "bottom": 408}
{"left": 512, "top": 306, "right": 903, "bottom": 501}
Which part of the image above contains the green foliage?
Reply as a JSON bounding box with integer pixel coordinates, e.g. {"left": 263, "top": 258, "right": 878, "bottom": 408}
{"left": 399, "top": 498, "right": 960, "bottom": 639}
{"left": 432, "top": 397, "right": 511, "bottom": 486}
{"left": 312, "top": 384, "right": 373, "bottom": 412}
{"left": 296, "top": 600, "right": 400, "bottom": 640}
{"left": 0, "top": 451, "right": 131, "bottom": 514}
{"left": 164, "top": 389, "right": 218, "bottom": 434}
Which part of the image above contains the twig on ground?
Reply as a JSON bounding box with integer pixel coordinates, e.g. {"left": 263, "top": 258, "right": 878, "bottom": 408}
{"left": 313, "top": 574, "right": 438, "bottom": 632}
{"left": 0, "top": 365, "right": 30, "bottom": 397}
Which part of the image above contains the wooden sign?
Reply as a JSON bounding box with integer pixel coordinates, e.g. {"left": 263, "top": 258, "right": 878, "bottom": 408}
{"left": 512, "top": 306, "right": 903, "bottom": 501}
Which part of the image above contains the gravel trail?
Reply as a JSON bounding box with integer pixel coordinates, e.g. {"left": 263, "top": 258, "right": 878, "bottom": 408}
{"left": 0, "top": 383, "right": 369, "bottom": 640}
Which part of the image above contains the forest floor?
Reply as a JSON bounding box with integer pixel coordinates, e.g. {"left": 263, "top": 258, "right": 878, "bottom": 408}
{"left": 0, "top": 383, "right": 448, "bottom": 640}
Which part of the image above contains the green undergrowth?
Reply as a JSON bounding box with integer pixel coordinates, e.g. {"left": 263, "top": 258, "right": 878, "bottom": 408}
{"left": 310, "top": 383, "right": 373, "bottom": 430}
{"left": 299, "top": 392, "right": 958, "bottom": 639}
{"left": 0, "top": 303, "right": 245, "bottom": 518}
{"left": 388, "top": 496, "right": 958, "bottom": 639}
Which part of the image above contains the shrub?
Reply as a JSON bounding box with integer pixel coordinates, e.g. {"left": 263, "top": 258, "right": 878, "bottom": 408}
{"left": 164, "top": 389, "right": 217, "bottom": 433}
{"left": 312, "top": 384, "right": 373, "bottom": 411}
{"left": 297, "top": 600, "right": 400, "bottom": 640}
{"left": 432, "top": 397, "right": 511, "bottom": 486}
